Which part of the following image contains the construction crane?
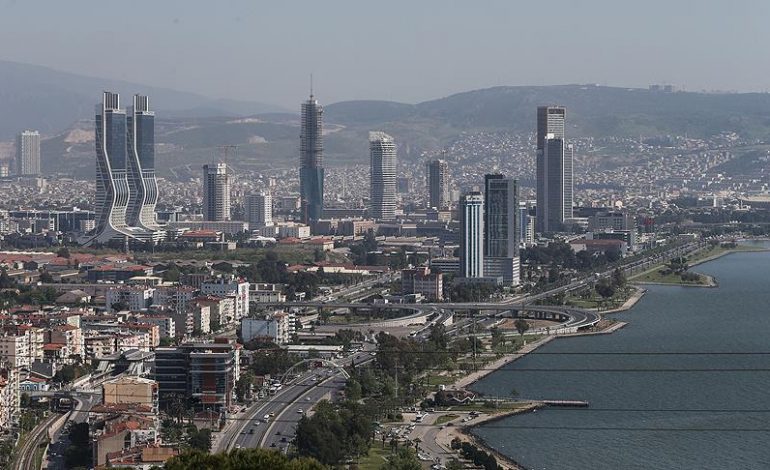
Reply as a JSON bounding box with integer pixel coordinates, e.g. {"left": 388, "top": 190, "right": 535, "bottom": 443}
{"left": 218, "top": 145, "right": 238, "bottom": 167}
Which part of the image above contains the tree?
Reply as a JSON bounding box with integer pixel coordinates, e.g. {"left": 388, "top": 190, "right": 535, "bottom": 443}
{"left": 163, "top": 266, "right": 181, "bottom": 283}
{"left": 595, "top": 278, "right": 616, "bottom": 299}
{"left": 490, "top": 327, "right": 505, "bottom": 349}
{"left": 187, "top": 427, "right": 212, "bottom": 451}
{"left": 514, "top": 318, "right": 530, "bottom": 337}
{"left": 56, "top": 247, "right": 71, "bottom": 258}
{"left": 0, "top": 268, "right": 13, "bottom": 289}
{"left": 611, "top": 267, "right": 627, "bottom": 289}
{"left": 236, "top": 371, "right": 255, "bottom": 402}
{"left": 163, "top": 448, "right": 325, "bottom": 470}
{"left": 380, "top": 447, "right": 421, "bottom": 470}
{"left": 64, "top": 422, "right": 92, "bottom": 468}
{"left": 39, "top": 270, "right": 54, "bottom": 283}
{"left": 111, "top": 300, "right": 130, "bottom": 312}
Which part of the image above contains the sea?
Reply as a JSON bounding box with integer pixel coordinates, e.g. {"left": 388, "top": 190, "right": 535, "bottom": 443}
{"left": 472, "top": 243, "right": 770, "bottom": 470}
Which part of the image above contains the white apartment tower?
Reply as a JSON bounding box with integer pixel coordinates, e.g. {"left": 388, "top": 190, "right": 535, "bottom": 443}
{"left": 369, "top": 131, "right": 397, "bottom": 220}
{"left": 203, "top": 163, "right": 231, "bottom": 221}
{"left": 246, "top": 191, "right": 273, "bottom": 228}
{"left": 16, "top": 130, "right": 41, "bottom": 176}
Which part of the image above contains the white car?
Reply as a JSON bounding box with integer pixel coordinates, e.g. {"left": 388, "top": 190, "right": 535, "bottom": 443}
{"left": 297, "top": 408, "right": 304, "bottom": 414}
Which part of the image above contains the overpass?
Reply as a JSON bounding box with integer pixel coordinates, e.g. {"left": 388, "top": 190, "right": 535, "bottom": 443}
{"left": 260, "top": 301, "right": 600, "bottom": 331}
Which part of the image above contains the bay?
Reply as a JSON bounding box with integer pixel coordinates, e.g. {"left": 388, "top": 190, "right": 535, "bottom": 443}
{"left": 472, "top": 246, "right": 770, "bottom": 470}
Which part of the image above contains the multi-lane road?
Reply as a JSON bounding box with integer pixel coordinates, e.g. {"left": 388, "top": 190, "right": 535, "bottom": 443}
{"left": 218, "top": 348, "right": 375, "bottom": 453}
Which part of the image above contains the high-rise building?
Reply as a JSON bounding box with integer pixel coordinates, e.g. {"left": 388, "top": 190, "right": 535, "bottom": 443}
{"left": 245, "top": 191, "right": 273, "bottom": 228}
{"left": 202, "top": 163, "right": 230, "bottom": 221}
{"left": 91, "top": 91, "right": 131, "bottom": 243}
{"left": 484, "top": 174, "right": 519, "bottom": 258}
{"left": 126, "top": 95, "right": 160, "bottom": 231}
{"left": 536, "top": 106, "right": 573, "bottom": 233}
{"left": 83, "top": 92, "right": 162, "bottom": 246}
{"left": 460, "top": 191, "right": 484, "bottom": 278}
{"left": 369, "top": 131, "right": 397, "bottom": 220}
{"left": 300, "top": 93, "right": 324, "bottom": 223}
{"left": 16, "top": 130, "right": 40, "bottom": 176}
{"left": 154, "top": 339, "right": 240, "bottom": 411}
{"left": 427, "top": 159, "right": 450, "bottom": 210}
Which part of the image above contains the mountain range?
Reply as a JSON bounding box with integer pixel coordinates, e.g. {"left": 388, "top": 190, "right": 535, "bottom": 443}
{"left": 5, "top": 60, "right": 770, "bottom": 178}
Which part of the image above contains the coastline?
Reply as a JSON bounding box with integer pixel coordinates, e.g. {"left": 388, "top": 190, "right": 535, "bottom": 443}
{"left": 442, "top": 245, "right": 767, "bottom": 468}
{"left": 441, "top": 286, "right": 646, "bottom": 468}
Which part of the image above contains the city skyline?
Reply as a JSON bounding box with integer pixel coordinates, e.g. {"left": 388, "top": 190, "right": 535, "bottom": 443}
{"left": 2, "top": 2, "right": 769, "bottom": 108}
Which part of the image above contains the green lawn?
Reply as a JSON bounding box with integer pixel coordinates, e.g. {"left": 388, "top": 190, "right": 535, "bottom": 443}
{"left": 631, "top": 269, "right": 709, "bottom": 285}
{"left": 424, "top": 374, "right": 457, "bottom": 386}
{"left": 357, "top": 445, "right": 394, "bottom": 470}
{"left": 435, "top": 414, "right": 460, "bottom": 425}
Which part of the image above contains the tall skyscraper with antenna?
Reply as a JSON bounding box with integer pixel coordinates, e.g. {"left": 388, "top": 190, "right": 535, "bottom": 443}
{"left": 299, "top": 85, "right": 324, "bottom": 224}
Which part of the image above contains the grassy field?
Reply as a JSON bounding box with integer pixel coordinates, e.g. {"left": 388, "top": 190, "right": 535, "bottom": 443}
{"left": 357, "top": 445, "right": 397, "bottom": 470}
{"left": 628, "top": 243, "right": 767, "bottom": 286}
{"left": 631, "top": 269, "right": 709, "bottom": 285}
{"left": 435, "top": 414, "right": 460, "bottom": 425}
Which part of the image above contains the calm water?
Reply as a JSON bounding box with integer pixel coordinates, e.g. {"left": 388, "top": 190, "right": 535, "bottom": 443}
{"left": 473, "top": 246, "right": 770, "bottom": 470}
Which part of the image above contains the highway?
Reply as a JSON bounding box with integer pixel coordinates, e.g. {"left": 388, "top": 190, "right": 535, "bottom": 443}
{"left": 219, "top": 348, "right": 375, "bottom": 453}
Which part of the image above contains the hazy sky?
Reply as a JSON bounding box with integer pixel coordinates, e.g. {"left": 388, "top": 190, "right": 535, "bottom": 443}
{"left": 1, "top": 0, "right": 768, "bottom": 108}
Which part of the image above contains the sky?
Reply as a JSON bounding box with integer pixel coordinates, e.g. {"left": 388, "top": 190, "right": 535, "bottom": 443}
{"left": 1, "top": 0, "right": 768, "bottom": 108}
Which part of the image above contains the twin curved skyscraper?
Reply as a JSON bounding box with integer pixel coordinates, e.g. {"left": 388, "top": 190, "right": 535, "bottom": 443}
{"left": 82, "top": 91, "right": 163, "bottom": 246}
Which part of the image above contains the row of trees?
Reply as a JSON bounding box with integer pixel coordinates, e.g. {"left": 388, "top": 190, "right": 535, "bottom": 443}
{"left": 163, "top": 448, "right": 324, "bottom": 470}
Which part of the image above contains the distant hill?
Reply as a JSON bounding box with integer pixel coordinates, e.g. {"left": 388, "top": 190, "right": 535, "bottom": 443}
{"left": 328, "top": 85, "right": 770, "bottom": 139}
{"left": 24, "top": 81, "right": 770, "bottom": 178}
{"left": 0, "top": 60, "right": 287, "bottom": 139}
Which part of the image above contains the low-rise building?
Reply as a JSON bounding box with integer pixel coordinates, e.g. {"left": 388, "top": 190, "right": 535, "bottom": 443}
{"left": 241, "top": 312, "right": 290, "bottom": 345}
{"left": 106, "top": 286, "right": 155, "bottom": 312}
{"left": 200, "top": 277, "right": 249, "bottom": 321}
{"left": 102, "top": 376, "right": 159, "bottom": 413}
{"left": 401, "top": 267, "right": 444, "bottom": 300}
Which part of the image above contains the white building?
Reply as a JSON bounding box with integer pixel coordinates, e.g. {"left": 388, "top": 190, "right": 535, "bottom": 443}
{"left": 0, "top": 368, "right": 20, "bottom": 430}
{"left": 369, "top": 131, "right": 397, "bottom": 220}
{"left": 201, "top": 278, "right": 250, "bottom": 321}
{"left": 106, "top": 286, "right": 155, "bottom": 311}
{"left": 246, "top": 191, "right": 273, "bottom": 228}
{"left": 136, "top": 315, "right": 176, "bottom": 339}
{"left": 152, "top": 286, "right": 197, "bottom": 314}
{"left": 16, "top": 130, "right": 41, "bottom": 176}
{"left": 0, "top": 333, "right": 31, "bottom": 368}
{"left": 241, "top": 312, "right": 290, "bottom": 345}
{"left": 249, "top": 283, "right": 286, "bottom": 304}
{"left": 277, "top": 222, "right": 311, "bottom": 239}
{"left": 460, "top": 191, "right": 484, "bottom": 278}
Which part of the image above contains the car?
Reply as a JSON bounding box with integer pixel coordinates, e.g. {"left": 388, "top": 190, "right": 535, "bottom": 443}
{"left": 276, "top": 431, "right": 282, "bottom": 435}
{"left": 270, "top": 442, "right": 276, "bottom": 447}
{"left": 263, "top": 414, "right": 270, "bottom": 420}
{"left": 269, "top": 412, "right": 275, "bottom": 417}
{"left": 305, "top": 396, "right": 311, "bottom": 401}
{"left": 249, "top": 428, "right": 255, "bottom": 434}
{"left": 297, "top": 408, "right": 304, "bottom": 414}
{"left": 280, "top": 437, "right": 287, "bottom": 442}
{"left": 235, "top": 444, "right": 241, "bottom": 449}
